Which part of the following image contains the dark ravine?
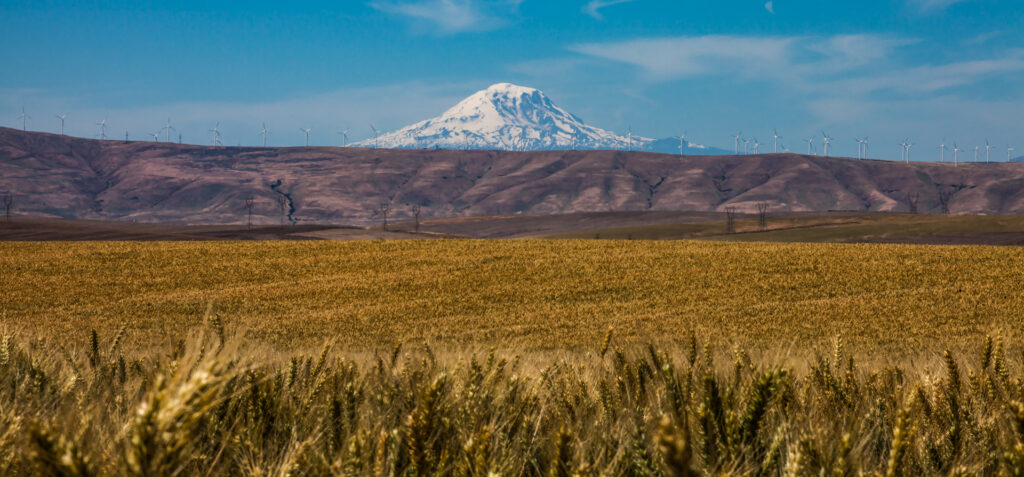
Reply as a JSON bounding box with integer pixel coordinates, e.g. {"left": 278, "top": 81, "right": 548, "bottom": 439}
{"left": 2, "top": 126, "right": 1024, "bottom": 226}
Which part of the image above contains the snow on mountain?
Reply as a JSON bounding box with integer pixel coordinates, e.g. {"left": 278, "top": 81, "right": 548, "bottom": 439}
{"left": 353, "top": 83, "right": 653, "bottom": 151}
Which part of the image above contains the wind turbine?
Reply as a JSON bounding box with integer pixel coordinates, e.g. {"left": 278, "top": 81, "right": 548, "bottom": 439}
{"left": 56, "top": 114, "right": 67, "bottom": 135}
{"left": 370, "top": 124, "right": 379, "bottom": 149}
{"left": 733, "top": 132, "right": 742, "bottom": 155}
{"left": 338, "top": 129, "right": 350, "bottom": 147}
{"left": 772, "top": 129, "right": 781, "bottom": 153}
{"left": 938, "top": 140, "right": 947, "bottom": 162}
{"left": 804, "top": 137, "right": 814, "bottom": 155}
{"left": 1009, "top": 146, "right": 1015, "bottom": 162}
{"left": 953, "top": 142, "right": 961, "bottom": 167}
{"left": 17, "top": 108, "right": 30, "bottom": 131}
{"left": 149, "top": 132, "right": 160, "bottom": 142}
{"left": 678, "top": 132, "right": 686, "bottom": 156}
{"left": 906, "top": 140, "right": 913, "bottom": 162}
{"left": 862, "top": 137, "right": 869, "bottom": 159}
{"left": 627, "top": 126, "right": 633, "bottom": 152}
{"left": 973, "top": 145, "right": 979, "bottom": 162}
{"left": 855, "top": 138, "right": 867, "bottom": 160}
{"left": 822, "top": 132, "right": 833, "bottom": 157}
{"left": 259, "top": 123, "right": 269, "bottom": 147}
{"left": 899, "top": 139, "right": 908, "bottom": 162}
{"left": 300, "top": 127, "right": 312, "bottom": 147}
{"left": 161, "top": 118, "right": 175, "bottom": 142}
{"left": 985, "top": 140, "right": 992, "bottom": 163}
{"left": 209, "top": 122, "right": 222, "bottom": 146}
{"left": 752, "top": 138, "right": 761, "bottom": 154}
{"left": 96, "top": 119, "right": 107, "bottom": 140}
{"left": 743, "top": 138, "right": 750, "bottom": 155}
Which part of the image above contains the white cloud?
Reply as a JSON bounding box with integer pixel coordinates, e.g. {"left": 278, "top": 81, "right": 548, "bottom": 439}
{"left": 570, "top": 35, "right": 796, "bottom": 81}
{"left": 764, "top": 1, "right": 774, "bottom": 15}
{"left": 369, "top": 0, "right": 522, "bottom": 34}
{"left": 905, "top": 0, "right": 972, "bottom": 12}
{"left": 582, "top": 0, "right": 636, "bottom": 20}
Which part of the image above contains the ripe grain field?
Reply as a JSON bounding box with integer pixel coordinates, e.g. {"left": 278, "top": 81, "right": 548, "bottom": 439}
{"left": 2, "top": 240, "right": 1022, "bottom": 355}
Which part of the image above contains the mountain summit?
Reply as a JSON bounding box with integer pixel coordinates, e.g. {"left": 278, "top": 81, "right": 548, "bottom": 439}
{"left": 355, "top": 83, "right": 650, "bottom": 151}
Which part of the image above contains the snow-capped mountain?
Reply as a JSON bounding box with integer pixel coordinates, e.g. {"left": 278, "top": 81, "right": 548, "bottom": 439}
{"left": 353, "top": 83, "right": 653, "bottom": 151}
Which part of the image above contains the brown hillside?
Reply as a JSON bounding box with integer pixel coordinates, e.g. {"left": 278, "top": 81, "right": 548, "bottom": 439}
{"left": 1, "top": 127, "right": 1022, "bottom": 225}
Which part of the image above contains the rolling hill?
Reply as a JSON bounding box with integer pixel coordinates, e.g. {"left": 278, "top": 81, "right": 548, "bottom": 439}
{"left": 2, "top": 126, "right": 1024, "bottom": 225}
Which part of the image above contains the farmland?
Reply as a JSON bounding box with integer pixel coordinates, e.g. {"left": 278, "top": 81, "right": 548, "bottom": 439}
{"left": 3, "top": 239, "right": 1024, "bottom": 475}
{"left": 2, "top": 239, "right": 1022, "bottom": 355}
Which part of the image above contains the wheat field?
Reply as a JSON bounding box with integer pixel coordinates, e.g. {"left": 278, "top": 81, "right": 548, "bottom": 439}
{"left": 3, "top": 239, "right": 1024, "bottom": 475}
{"left": 1, "top": 240, "right": 1022, "bottom": 354}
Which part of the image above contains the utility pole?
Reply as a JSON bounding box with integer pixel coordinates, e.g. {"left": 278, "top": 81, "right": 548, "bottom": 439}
{"left": 1, "top": 193, "right": 12, "bottom": 223}
{"left": 244, "top": 196, "right": 255, "bottom": 230}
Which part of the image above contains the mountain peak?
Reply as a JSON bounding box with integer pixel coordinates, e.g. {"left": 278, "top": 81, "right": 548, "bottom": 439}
{"left": 355, "top": 84, "right": 647, "bottom": 151}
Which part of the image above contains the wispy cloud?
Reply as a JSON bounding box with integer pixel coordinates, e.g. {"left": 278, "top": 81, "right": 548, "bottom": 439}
{"left": 570, "top": 35, "right": 796, "bottom": 81}
{"left": 582, "top": 0, "right": 636, "bottom": 20}
{"left": 905, "top": 0, "right": 972, "bottom": 13}
{"left": 369, "top": 0, "right": 522, "bottom": 34}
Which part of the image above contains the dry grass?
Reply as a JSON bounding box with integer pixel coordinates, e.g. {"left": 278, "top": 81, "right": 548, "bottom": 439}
{"left": 1, "top": 240, "right": 1023, "bottom": 355}
{"left": 2, "top": 327, "right": 1024, "bottom": 475}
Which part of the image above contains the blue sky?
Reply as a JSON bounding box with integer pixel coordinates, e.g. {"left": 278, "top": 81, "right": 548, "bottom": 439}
{"left": 2, "top": 0, "right": 1022, "bottom": 159}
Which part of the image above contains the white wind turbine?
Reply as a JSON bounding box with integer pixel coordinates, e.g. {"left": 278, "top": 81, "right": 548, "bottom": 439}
{"left": 209, "top": 122, "right": 222, "bottom": 146}
{"left": 985, "top": 140, "right": 992, "bottom": 163}
{"left": 973, "top": 145, "right": 979, "bottom": 162}
{"left": 953, "top": 142, "right": 961, "bottom": 167}
{"left": 752, "top": 138, "right": 761, "bottom": 154}
{"left": 743, "top": 138, "right": 751, "bottom": 155}
{"left": 906, "top": 140, "right": 913, "bottom": 162}
{"left": 627, "top": 126, "right": 633, "bottom": 152}
{"left": 804, "top": 137, "right": 814, "bottom": 155}
{"left": 370, "top": 124, "right": 379, "bottom": 149}
{"left": 161, "top": 118, "right": 175, "bottom": 142}
{"left": 772, "top": 129, "right": 781, "bottom": 153}
{"left": 733, "top": 132, "right": 742, "bottom": 155}
{"left": 259, "top": 123, "right": 269, "bottom": 147}
{"left": 1008, "top": 146, "right": 1015, "bottom": 162}
{"left": 899, "top": 139, "right": 908, "bottom": 162}
{"left": 822, "top": 132, "right": 833, "bottom": 157}
{"left": 17, "top": 108, "right": 30, "bottom": 131}
{"left": 938, "top": 140, "right": 947, "bottom": 162}
{"left": 856, "top": 138, "right": 868, "bottom": 160}
{"left": 300, "top": 127, "right": 312, "bottom": 147}
{"left": 678, "top": 132, "right": 686, "bottom": 156}
{"left": 56, "top": 114, "right": 67, "bottom": 135}
{"left": 149, "top": 132, "right": 160, "bottom": 142}
{"left": 96, "top": 119, "right": 107, "bottom": 140}
{"left": 338, "top": 129, "right": 350, "bottom": 147}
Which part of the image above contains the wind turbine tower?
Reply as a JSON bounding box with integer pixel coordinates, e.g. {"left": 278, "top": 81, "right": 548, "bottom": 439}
{"left": 743, "top": 138, "right": 750, "bottom": 155}
{"left": 149, "top": 132, "right": 160, "bottom": 142}
{"left": 96, "top": 119, "right": 107, "bottom": 140}
{"left": 300, "top": 127, "right": 312, "bottom": 147}
{"left": 1009, "top": 147, "right": 1015, "bottom": 162}
{"left": 752, "top": 138, "right": 761, "bottom": 154}
{"left": 906, "top": 140, "right": 913, "bottom": 162}
{"left": 953, "top": 142, "right": 961, "bottom": 167}
{"left": 259, "top": 123, "right": 269, "bottom": 147}
{"left": 939, "top": 140, "right": 947, "bottom": 162}
{"left": 627, "top": 126, "right": 633, "bottom": 152}
{"left": 974, "top": 145, "right": 979, "bottom": 162}
{"left": 804, "top": 137, "right": 814, "bottom": 155}
{"left": 161, "top": 118, "right": 175, "bottom": 142}
{"left": 822, "top": 132, "right": 833, "bottom": 157}
{"left": 56, "top": 114, "right": 67, "bottom": 135}
{"left": 678, "top": 132, "right": 686, "bottom": 156}
{"left": 370, "top": 125, "right": 379, "bottom": 149}
{"left": 772, "top": 129, "right": 781, "bottom": 153}
{"left": 733, "top": 132, "right": 742, "bottom": 155}
{"left": 17, "top": 108, "right": 30, "bottom": 131}
{"left": 338, "top": 129, "right": 350, "bottom": 147}
{"left": 856, "top": 138, "right": 867, "bottom": 160}
{"left": 899, "top": 139, "right": 907, "bottom": 162}
{"left": 209, "top": 122, "right": 222, "bottom": 146}
{"left": 985, "top": 140, "right": 992, "bottom": 163}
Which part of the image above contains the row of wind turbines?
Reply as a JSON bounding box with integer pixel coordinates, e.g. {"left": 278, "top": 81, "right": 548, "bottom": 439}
{"left": 727, "top": 128, "right": 1016, "bottom": 165}
{"left": 12, "top": 109, "right": 1019, "bottom": 163}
